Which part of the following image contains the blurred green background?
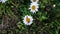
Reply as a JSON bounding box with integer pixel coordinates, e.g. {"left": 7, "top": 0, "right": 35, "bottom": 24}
{"left": 0, "top": 0, "right": 60, "bottom": 34}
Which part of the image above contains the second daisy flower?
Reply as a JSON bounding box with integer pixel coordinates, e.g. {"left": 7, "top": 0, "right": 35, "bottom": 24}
{"left": 29, "top": 3, "right": 39, "bottom": 13}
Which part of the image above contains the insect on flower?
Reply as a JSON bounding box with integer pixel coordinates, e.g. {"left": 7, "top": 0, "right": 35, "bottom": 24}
{"left": 23, "top": 15, "right": 33, "bottom": 25}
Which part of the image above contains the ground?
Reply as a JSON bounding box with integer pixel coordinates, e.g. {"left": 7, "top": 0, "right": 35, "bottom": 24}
{"left": 0, "top": 0, "right": 60, "bottom": 34}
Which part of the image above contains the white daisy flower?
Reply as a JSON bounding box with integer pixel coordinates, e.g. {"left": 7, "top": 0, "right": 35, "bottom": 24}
{"left": 29, "top": 3, "right": 39, "bottom": 13}
{"left": 0, "top": 0, "right": 7, "bottom": 3}
{"left": 23, "top": 15, "right": 33, "bottom": 25}
{"left": 30, "top": 0, "right": 39, "bottom": 3}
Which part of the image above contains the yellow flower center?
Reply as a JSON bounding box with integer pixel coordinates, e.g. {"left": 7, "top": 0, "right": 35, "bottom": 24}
{"left": 33, "top": 0, "right": 36, "bottom": 2}
{"left": 32, "top": 5, "right": 36, "bottom": 10}
{"left": 26, "top": 17, "right": 30, "bottom": 23}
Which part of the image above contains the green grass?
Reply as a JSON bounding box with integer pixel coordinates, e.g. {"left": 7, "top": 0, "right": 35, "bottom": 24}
{"left": 0, "top": 0, "right": 60, "bottom": 34}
